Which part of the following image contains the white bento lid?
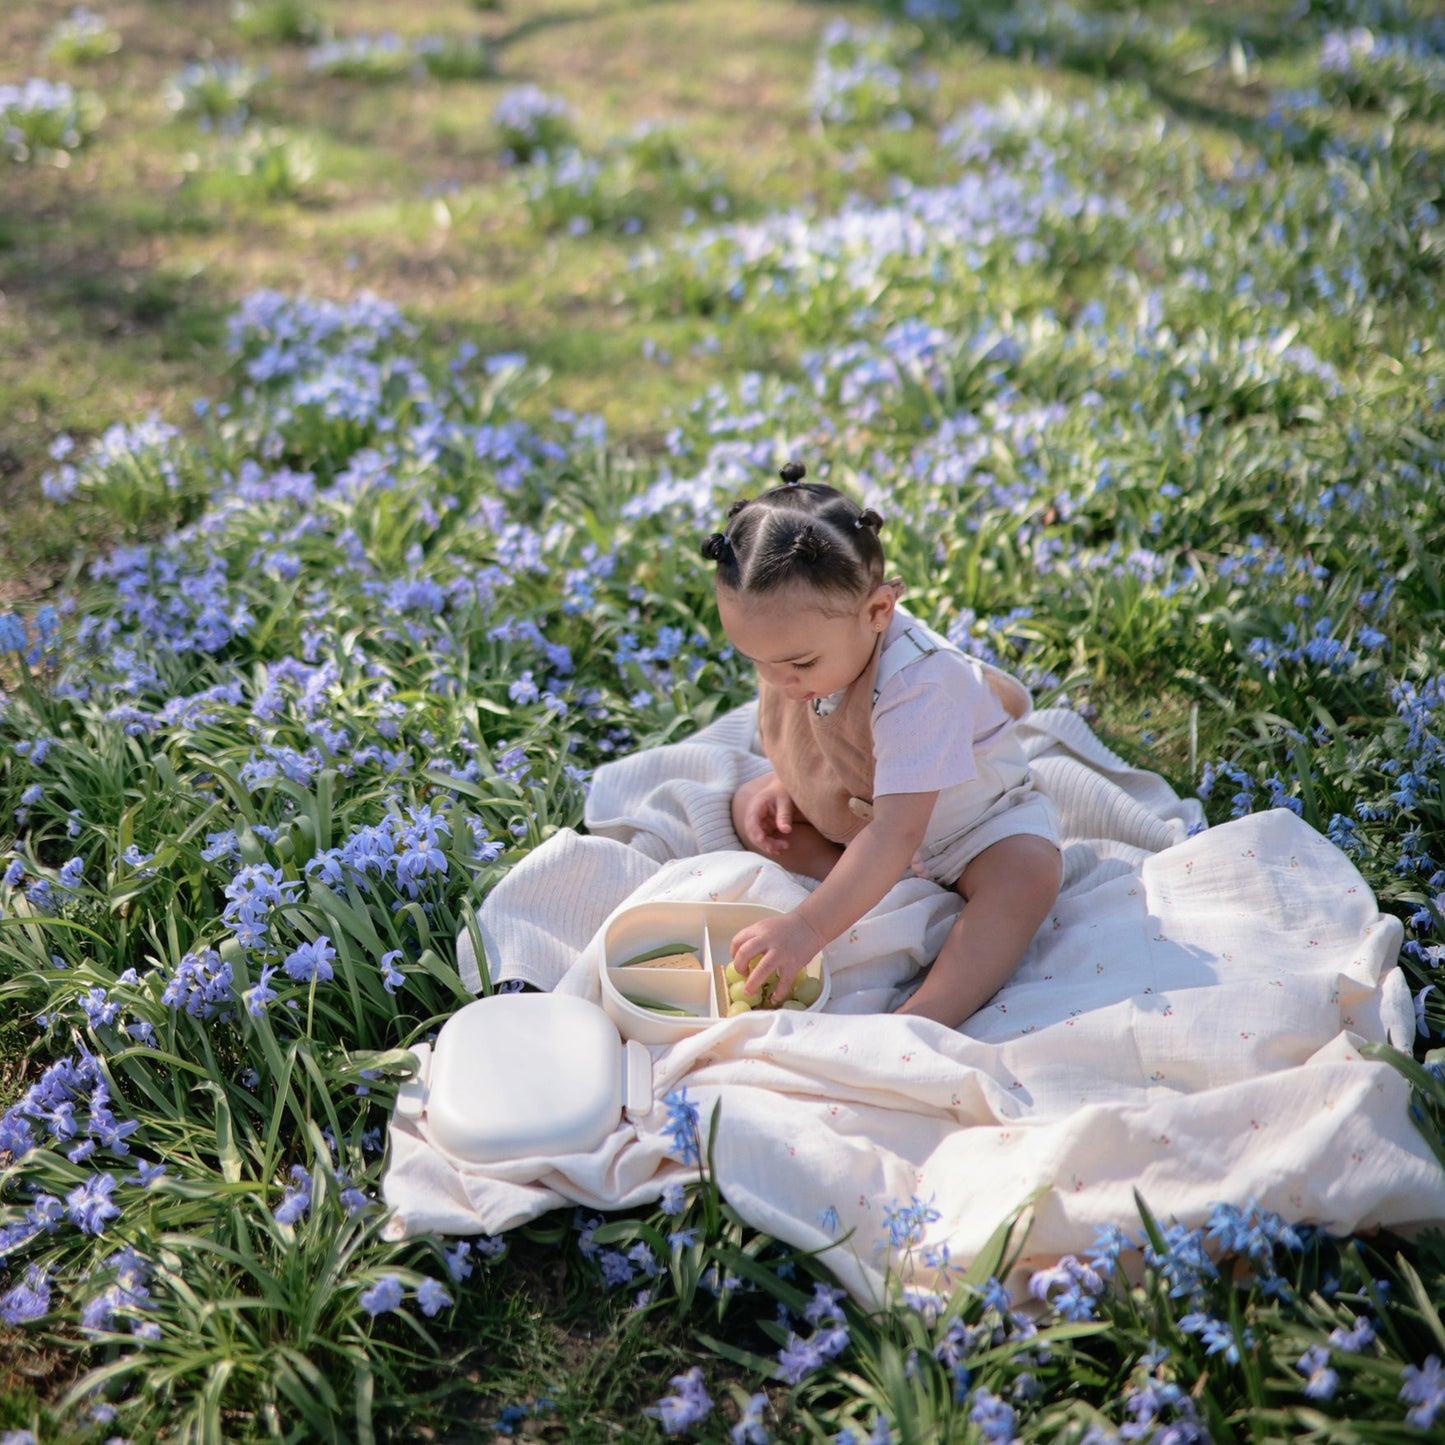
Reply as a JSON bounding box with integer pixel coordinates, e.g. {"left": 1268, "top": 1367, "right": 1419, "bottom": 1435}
{"left": 395, "top": 992, "right": 654, "bottom": 1164}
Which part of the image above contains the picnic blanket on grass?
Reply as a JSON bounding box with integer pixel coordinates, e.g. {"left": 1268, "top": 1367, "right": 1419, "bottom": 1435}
{"left": 382, "top": 705, "right": 1445, "bottom": 1304}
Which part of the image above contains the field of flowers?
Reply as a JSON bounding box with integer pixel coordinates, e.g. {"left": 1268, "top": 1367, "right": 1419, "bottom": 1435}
{"left": 3, "top": 0, "right": 1445, "bottom": 1440}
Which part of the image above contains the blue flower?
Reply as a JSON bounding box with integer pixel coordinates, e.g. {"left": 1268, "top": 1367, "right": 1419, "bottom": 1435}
{"left": 1179, "top": 1311, "right": 1251, "bottom": 1363}
{"left": 646, "top": 1366, "right": 713, "bottom": 1435}
{"left": 394, "top": 806, "right": 450, "bottom": 898}
{"left": 1143, "top": 1221, "right": 1218, "bottom": 1301}
{"left": 804, "top": 1282, "right": 848, "bottom": 1326}
{"left": 274, "top": 1165, "right": 312, "bottom": 1225}
{"left": 415, "top": 1277, "right": 453, "bottom": 1317}
{"left": 1295, "top": 1343, "right": 1338, "bottom": 1401}
{"left": 880, "top": 1194, "right": 940, "bottom": 1250}
{"left": 161, "top": 947, "right": 234, "bottom": 1018}
{"left": 730, "top": 1392, "right": 769, "bottom": 1445}
{"left": 1329, "top": 1314, "right": 1376, "bottom": 1353}
{"left": 980, "top": 1276, "right": 1012, "bottom": 1315}
{"left": 359, "top": 1275, "right": 404, "bottom": 1317}
{"left": 968, "top": 1388, "right": 1015, "bottom": 1443}
{"left": 283, "top": 935, "right": 336, "bottom": 983}
{"left": 0, "top": 1265, "right": 50, "bottom": 1326}
{"left": 0, "top": 614, "right": 27, "bottom": 653}
{"left": 662, "top": 1088, "right": 702, "bottom": 1165}
{"left": 508, "top": 670, "right": 540, "bottom": 705}
{"left": 66, "top": 1172, "right": 121, "bottom": 1235}
{"left": 222, "top": 863, "right": 302, "bottom": 951}
{"left": 246, "top": 965, "right": 279, "bottom": 1017}
{"left": 598, "top": 1250, "right": 635, "bottom": 1287}
{"left": 79, "top": 986, "right": 117, "bottom": 1029}
{"left": 1084, "top": 1221, "right": 1135, "bottom": 1277}
{"left": 444, "top": 1241, "right": 475, "bottom": 1281}
{"left": 777, "top": 1311, "right": 850, "bottom": 1383}
{"left": 1028, "top": 1254, "right": 1104, "bottom": 1321}
{"left": 491, "top": 1403, "right": 529, "bottom": 1437}
{"left": 1401, "top": 1355, "right": 1444, "bottom": 1430}
{"left": 378, "top": 949, "right": 405, "bottom": 993}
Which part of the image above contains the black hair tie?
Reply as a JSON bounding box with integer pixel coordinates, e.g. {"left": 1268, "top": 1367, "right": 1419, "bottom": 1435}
{"left": 779, "top": 460, "right": 807, "bottom": 485}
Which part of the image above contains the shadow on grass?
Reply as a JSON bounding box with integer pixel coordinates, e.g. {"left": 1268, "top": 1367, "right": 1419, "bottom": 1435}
{"left": 487, "top": 0, "right": 686, "bottom": 57}
{"left": 0, "top": 173, "right": 233, "bottom": 596}
{"left": 812, "top": 0, "right": 1366, "bottom": 152}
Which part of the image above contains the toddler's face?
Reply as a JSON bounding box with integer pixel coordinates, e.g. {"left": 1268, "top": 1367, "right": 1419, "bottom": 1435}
{"left": 717, "top": 583, "right": 894, "bottom": 703}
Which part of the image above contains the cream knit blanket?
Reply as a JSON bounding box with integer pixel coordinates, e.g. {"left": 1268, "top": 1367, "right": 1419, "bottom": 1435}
{"left": 382, "top": 706, "right": 1445, "bottom": 1304}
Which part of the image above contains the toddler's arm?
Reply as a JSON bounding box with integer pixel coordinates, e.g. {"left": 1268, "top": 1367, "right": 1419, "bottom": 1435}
{"left": 732, "top": 790, "right": 937, "bottom": 998}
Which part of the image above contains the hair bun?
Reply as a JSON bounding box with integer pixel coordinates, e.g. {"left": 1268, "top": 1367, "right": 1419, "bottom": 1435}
{"left": 779, "top": 460, "right": 807, "bottom": 485}
{"left": 857, "top": 508, "right": 884, "bottom": 532}
{"left": 790, "top": 524, "right": 826, "bottom": 562}
{"left": 700, "top": 532, "right": 732, "bottom": 563}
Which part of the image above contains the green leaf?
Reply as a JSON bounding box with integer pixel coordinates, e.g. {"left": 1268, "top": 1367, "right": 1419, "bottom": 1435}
{"left": 203, "top": 1080, "right": 246, "bottom": 1183}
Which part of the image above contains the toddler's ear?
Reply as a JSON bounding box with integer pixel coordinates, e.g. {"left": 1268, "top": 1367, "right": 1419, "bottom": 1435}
{"left": 866, "top": 583, "right": 898, "bottom": 631}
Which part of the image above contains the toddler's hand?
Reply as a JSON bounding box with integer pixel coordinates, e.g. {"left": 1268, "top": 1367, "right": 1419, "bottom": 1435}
{"left": 732, "top": 912, "right": 824, "bottom": 1002}
{"left": 738, "top": 776, "right": 795, "bottom": 856}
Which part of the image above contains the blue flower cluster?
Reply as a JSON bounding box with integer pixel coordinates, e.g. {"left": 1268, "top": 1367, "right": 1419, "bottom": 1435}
{"left": 0, "top": 77, "right": 100, "bottom": 161}
{"left": 809, "top": 19, "right": 936, "bottom": 131}
{"left": 492, "top": 85, "right": 574, "bottom": 162}
{"left": 45, "top": 7, "right": 120, "bottom": 64}
{"left": 163, "top": 57, "right": 265, "bottom": 128}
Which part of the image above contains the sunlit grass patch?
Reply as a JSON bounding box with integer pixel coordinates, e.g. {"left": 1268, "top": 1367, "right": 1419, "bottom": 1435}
{"left": 229, "top": 0, "right": 327, "bottom": 49}
{"left": 516, "top": 122, "right": 731, "bottom": 237}
{"left": 413, "top": 33, "right": 493, "bottom": 82}
{"left": 212, "top": 122, "right": 318, "bottom": 202}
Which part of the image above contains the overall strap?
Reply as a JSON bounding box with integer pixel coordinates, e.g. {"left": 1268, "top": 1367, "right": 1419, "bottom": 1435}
{"left": 872, "top": 622, "right": 951, "bottom": 701}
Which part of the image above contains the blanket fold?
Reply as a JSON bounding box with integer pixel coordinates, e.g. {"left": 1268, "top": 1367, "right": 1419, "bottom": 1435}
{"left": 389, "top": 705, "right": 1445, "bottom": 1305}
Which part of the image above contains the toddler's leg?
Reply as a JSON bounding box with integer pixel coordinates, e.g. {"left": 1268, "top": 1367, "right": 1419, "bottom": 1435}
{"left": 730, "top": 774, "right": 845, "bottom": 882}
{"left": 894, "top": 834, "right": 1061, "bottom": 1029}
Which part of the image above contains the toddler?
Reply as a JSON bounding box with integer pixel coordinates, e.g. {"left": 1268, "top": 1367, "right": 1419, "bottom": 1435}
{"left": 700, "top": 462, "right": 1062, "bottom": 1029}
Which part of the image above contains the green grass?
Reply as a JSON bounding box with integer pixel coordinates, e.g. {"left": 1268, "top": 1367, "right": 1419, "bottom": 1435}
{"left": 3, "top": 0, "right": 1445, "bottom": 1441}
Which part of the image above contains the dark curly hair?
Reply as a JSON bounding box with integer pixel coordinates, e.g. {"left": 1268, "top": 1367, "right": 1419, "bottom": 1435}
{"left": 699, "top": 461, "right": 885, "bottom": 605}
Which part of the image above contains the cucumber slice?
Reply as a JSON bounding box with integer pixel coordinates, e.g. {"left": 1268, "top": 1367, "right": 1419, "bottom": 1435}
{"left": 617, "top": 992, "right": 698, "bottom": 1017}
{"left": 620, "top": 941, "right": 698, "bottom": 966}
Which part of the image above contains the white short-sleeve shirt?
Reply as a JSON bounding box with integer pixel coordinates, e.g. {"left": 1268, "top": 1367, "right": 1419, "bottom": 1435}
{"left": 872, "top": 609, "right": 1011, "bottom": 797}
{"left": 812, "top": 607, "right": 1011, "bottom": 798}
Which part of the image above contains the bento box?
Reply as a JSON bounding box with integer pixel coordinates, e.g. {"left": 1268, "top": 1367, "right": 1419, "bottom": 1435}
{"left": 598, "top": 899, "right": 831, "bottom": 1045}
{"left": 391, "top": 901, "right": 830, "bottom": 1165}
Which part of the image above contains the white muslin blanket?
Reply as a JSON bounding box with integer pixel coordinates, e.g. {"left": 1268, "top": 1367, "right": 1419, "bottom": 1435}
{"left": 382, "top": 705, "right": 1445, "bottom": 1304}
